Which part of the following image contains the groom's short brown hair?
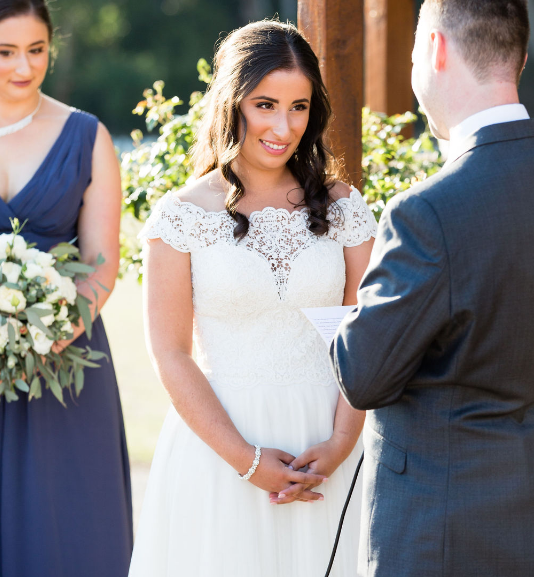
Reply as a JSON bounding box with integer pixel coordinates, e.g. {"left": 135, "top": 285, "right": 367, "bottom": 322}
{"left": 420, "top": 0, "right": 530, "bottom": 84}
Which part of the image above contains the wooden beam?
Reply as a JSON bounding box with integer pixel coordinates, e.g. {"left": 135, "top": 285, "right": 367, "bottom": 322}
{"left": 364, "top": 0, "right": 415, "bottom": 116}
{"left": 298, "top": 0, "right": 364, "bottom": 187}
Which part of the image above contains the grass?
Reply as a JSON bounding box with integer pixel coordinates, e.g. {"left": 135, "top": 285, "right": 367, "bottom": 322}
{"left": 101, "top": 275, "right": 170, "bottom": 465}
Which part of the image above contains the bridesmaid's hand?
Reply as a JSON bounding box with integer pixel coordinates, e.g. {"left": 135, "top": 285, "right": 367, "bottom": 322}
{"left": 269, "top": 438, "right": 347, "bottom": 505}
{"left": 244, "top": 447, "right": 327, "bottom": 496}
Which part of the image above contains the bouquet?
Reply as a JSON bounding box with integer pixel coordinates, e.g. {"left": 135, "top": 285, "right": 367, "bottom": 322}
{"left": 0, "top": 219, "right": 108, "bottom": 405}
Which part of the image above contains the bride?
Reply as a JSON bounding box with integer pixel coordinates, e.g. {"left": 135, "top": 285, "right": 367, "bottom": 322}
{"left": 129, "top": 20, "right": 376, "bottom": 576}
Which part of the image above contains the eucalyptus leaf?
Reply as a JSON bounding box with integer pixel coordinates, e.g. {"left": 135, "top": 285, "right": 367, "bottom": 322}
{"left": 64, "top": 354, "right": 100, "bottom": 368}
{"left": 96, "top": 254, "right": 105, "bottom": 266}
{"left": 25, "top": 353, "right": 35, "bottom": 378}
{"left": 29, "top": 376, "right": 42, "bottom": 400}
{"left": 47, "top": 378, "right": 65, "bottom": 407}
{"left": 63, "top": 262, "right": 95, "bottom": 274}
{"left": 7, "top": 322, "right": 17, "bottom": 350}
{"left": 3, "top": 282, "right": 21, "bottom": 290}
{"left": 76, "top": 294, "right": 92, "bottom": 340}
{"left": 26, "top": 306, "right": 56, "bottom": 318}
{"left": 75, "top": 368, "right": 84, "bottom": 397}
{"left": 49, "top": 244, "right": 79, "bottom": 257}
{"left": 14, "top": 379, "right": 29, "bottom": 393}
{"left": 87, "top": 350, "right": 109, "bottom": 362}
{"left": 4, "top": 389, "right": 19, "bottom": 402}
{"left": 95, "top": 280, "right": 110, "bottom": 293}
{"left": 25, "top": 310, "right": 53, "bottom": 337}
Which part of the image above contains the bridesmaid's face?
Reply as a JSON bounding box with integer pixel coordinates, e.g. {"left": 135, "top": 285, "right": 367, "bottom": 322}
{"left": 0, "top": 14, "right": 49, "bottom": 103}
{"left": 238, "top": 69, "right": 312, "bottom": 172}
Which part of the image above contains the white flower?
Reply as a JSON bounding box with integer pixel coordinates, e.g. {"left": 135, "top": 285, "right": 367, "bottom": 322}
{"left": 0, "top": 234, "right": 28, "bottom": 261}
{"left": 24, "top": 248, "right": 55, "bottom": 267}
{"left": 24, "top": 262, "right": 43, "bottom": 280}
{"left": 7, "top": 355, "right": 16, "bottom": 369}
{"left": 61, "top": 320, "right": 73, "bottom": 335}
{"left": 0, "top": 234, "right": 13, "bottom": 260}
{"left": 28, "top": 325, "right": 54, "bottom": 355}
{"left": 56, "top": 305, "right": 69, "bottom": 322}
{"left": 0, "top": 286, "right": 26, "bottom": 313}
{"left": 59, "top": 276, "right": 77, "bottom": 305}
{"left": 42, "top": 266, "right": 64, "bottom": 302}
{"left": 1, "top": 261, "right": 22, "bottom": 284}
{"left": 33, "top": 302, "right": 55, "bottom": 327}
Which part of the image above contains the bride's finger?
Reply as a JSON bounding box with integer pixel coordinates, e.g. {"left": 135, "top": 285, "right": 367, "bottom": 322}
{"left": 289, "top": 450, "right": 313, "bottom": 471}
{"left": 287, "top": 469, "right": 327, "bottom": 486}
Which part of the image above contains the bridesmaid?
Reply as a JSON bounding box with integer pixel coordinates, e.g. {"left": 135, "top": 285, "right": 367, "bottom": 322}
{"left": 0, "top": 1, "right": 133, "bottom": 576}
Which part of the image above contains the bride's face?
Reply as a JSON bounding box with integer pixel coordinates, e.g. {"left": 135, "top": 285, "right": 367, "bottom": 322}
{"left": 0, "top": 14, "right": 50, "bottom": 103}
{"left": 238, "top": 68, "right": 312, "bottom": 172}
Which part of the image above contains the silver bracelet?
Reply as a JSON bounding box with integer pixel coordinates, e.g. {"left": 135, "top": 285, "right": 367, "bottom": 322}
{"left": 238, "top": 445, "right": 261, "bottom": 481}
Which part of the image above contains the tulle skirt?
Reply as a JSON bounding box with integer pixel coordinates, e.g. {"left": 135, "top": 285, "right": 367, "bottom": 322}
{"left": 129, "top": 380, "right": 363, "bottom": 577}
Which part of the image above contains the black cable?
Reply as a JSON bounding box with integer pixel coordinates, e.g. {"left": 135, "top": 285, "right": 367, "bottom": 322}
{"left": 324, "top": 451, "right": 365, "bottom": 577}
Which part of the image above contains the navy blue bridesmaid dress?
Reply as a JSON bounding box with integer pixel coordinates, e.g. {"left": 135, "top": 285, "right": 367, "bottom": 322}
{"left": 0, "top": 110, "right": 133, "bottom": 577}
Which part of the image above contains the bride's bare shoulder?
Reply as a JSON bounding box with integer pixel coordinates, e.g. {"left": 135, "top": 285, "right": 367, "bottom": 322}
{"left": 328, "top": 180, "right": 354, "bottom": 201}
{"left": 175, "top": 169, "right": 227, "bottom": 212}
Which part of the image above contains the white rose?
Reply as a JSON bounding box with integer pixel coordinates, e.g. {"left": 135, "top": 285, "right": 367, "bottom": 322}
{"left": 42, "top": 266, "right": 64, "bottom": 302}
{"left": 59, "top": 276, "right": 77, "bottom": 305}
{"left": 32, "top": 250, "right": 55, "bottom": 268}
{"left": 1, "top": 261, "right": 22, "bottom": 284}
{"left": 61, "top": 320, "right": 73, "bottom": 335}
{"left": 56, "top": 305, "right": 69, "bottom": 322}
{"left": 24, "top": 262, "right": 44, "bottom": 280}
{"left": 28, "top": 325, "right": 54, "bottom": 355}
{"left": 9, "top": 235, "right": 28, "bottom": 261}
{"left": 0, "top": 286, "right": 26, "bottom": 313}
{"left": 33, "top": 302, "right": 55, "bottom": 327}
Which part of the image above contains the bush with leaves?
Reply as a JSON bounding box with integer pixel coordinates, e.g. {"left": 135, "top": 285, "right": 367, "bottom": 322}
{"left": 120, "top": 61, "right": 443, "bottom": 277}
{"left": 361, "top": 108, "right": 443, "bottom": 220}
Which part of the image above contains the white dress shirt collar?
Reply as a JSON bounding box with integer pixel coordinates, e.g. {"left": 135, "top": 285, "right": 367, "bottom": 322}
{"left": 446, "top": 104, "right": 530, "bottom": 165}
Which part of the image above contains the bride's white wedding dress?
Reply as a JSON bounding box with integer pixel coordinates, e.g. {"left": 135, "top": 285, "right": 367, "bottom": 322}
{"left": 129, "top": 186, "right": 377, "bottom": 577}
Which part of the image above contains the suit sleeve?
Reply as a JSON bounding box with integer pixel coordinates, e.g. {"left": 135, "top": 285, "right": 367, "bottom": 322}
{"left": 330, "top": 192, "right": 450, "bottom": 410}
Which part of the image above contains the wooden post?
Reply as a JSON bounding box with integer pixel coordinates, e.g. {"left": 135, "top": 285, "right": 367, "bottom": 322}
{"left": 298, "top": 0, "right": 365, "bottom": 186}
{"left": 364, "top": 0, "right": 415, "bottom": 116}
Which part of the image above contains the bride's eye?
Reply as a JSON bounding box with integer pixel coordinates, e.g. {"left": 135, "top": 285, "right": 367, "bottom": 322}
{"left": 30, "top": 48, "right": 45, "bottom": 54}
{"left": 256, "top": 102, "right": 274, "bottom": 110}
{"left": 0, "top": 50, "right": 12, "bottom": 57}
{"left": 292, "top": 104, "right": 308, "bottom": 112}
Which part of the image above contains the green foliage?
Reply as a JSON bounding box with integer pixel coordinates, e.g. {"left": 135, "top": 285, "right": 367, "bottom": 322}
{"left": 120, "top": 62, "right": 443, "bottom": 277}
{"left": 120, "top": 60, "right": 211, "bottom": 276}
{"left": 361, "top": 108, "right": 444, "bottom": 221}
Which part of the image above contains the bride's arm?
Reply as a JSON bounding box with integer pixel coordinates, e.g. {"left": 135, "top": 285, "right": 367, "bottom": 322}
{"left": 272, "top": 239, "right": 373, "bottom": 504}
{"left": 144, "top": 238, "right": 327, "bottom": 495}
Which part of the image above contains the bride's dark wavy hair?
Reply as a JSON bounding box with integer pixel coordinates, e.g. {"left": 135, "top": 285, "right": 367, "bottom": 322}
{"left": 0, "top": 0, "right": 53, "bottom": 39}
{"left": 191, "top": 20, "right": 340, "bottom": 240}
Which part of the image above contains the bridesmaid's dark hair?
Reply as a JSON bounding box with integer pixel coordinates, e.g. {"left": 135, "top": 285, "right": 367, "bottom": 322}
{"left": 0, "top": 0, "right": 53, "bottom": 40}
{"left": 191, "top": 20, "right": 340, "bottom": 240}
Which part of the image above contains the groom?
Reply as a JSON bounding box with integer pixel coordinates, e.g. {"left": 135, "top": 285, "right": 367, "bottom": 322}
{"left": 330, "top": 1, "right": 534, "bottom": 575}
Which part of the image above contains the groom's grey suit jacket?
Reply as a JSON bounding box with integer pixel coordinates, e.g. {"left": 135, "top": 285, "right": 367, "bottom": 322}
{"left": 331, "top": 119, "right": 534, "bottom": 577}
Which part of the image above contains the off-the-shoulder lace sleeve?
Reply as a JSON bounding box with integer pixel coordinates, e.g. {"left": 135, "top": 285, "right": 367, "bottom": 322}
{"left": 138, "top": 193, "right": 203, "bottom": 253}
{"left": 329, "top": 186, "right": 378, "bottom": 247}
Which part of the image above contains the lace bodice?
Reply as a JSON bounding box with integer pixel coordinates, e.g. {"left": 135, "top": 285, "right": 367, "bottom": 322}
{"left": 141, "top": 187, "right": 377, "bottom": 389}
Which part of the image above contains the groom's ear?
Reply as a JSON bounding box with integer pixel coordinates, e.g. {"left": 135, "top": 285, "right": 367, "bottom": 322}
{"left": 430, "top": 30, "right": 447, "bottom": 73}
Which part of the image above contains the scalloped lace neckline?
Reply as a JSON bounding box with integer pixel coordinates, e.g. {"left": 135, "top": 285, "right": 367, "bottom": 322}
{"left": 173, "top": 185, "right": 359, "bottom": 221}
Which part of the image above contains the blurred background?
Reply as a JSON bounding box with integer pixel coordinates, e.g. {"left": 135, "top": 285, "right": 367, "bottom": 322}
{"left": 39, "top": 0, "right": 534, "bottom": 529}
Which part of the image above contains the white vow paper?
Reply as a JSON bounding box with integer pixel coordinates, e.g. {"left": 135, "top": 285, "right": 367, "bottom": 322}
{"left": 301, "top": 306, "right": 355, "bottom": 346}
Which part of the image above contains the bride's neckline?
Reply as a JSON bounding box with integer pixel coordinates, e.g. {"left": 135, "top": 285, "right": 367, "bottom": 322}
{"left": 172, "top": 185, "right": 358, "bottom": 220}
